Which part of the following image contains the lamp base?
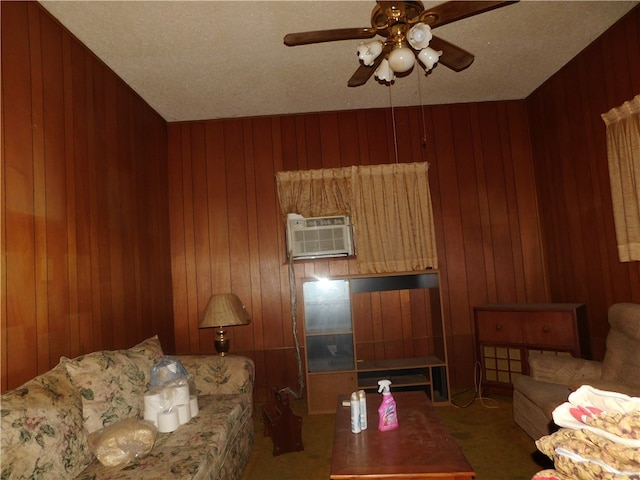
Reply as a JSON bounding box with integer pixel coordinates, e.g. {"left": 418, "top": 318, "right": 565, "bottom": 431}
{"left": 214, "top": 328, "right": 230, "bottom": 356}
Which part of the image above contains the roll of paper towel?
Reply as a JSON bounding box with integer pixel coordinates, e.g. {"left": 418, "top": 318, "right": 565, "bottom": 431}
{"left": 190, "top": 395, "right": 199, "bottom": 417}
{"left": 144, "top": 392, "right": 163, "bottom": 426}
{"left": 145, "top": 385, "right": 191, "bottom": 428}
{"left": 158, "top": 386, "right": 177, "bottom": 410}
{"left": 177, "top": 403, "right": 191, "bottom": 425}
{"left": 157, "top": 409, "right": 180, "bottom": 433}
{"left": 174, "top": 385, "right": 190, "bottom": 405}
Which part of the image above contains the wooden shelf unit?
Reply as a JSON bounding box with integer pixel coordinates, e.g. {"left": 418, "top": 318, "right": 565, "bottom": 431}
{"left": 302, "top": 271, "right": 450, "bottom": 414}
{"left": 357, "top": 356, "right": 449, "bottom": 403}
{"left": 474, "top": 303, "right": 590, "bottom": 395}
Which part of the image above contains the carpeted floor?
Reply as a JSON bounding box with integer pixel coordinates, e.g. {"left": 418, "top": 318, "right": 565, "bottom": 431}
{"left": 241, "top": 390, "right": 553, "bottom": 480}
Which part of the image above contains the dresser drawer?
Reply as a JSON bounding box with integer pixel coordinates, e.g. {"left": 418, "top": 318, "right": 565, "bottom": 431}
{"left": 475, "top": 312, "right": 523, "bottom": 344}
{"left": 521, "top": 312, "right": 576, "bottom": 348}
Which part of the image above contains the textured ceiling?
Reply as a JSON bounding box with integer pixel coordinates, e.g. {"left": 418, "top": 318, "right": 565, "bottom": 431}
{"left": 39, "top": 1, "right": 638, "bottom": 122}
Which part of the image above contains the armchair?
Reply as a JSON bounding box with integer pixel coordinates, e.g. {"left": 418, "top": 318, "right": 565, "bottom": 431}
{"left": 512, "top": 302, "right": 640, "bottom": 440}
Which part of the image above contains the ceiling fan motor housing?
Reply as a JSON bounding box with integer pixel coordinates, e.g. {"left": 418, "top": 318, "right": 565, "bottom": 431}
{"left": 371, "top": 1, "right": 425, "bottom": 38}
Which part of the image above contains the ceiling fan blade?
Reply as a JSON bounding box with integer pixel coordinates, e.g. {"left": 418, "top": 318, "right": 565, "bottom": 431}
{"left": 348, "top": 54, "right": 386, "bottom": 87}
{"left": 430, "top": 36, "right": 474, "bottom": 72}
{"left": 284, "top": 28, "right": 377, "bottom": 46}
{"left": 420, "top": 1, "right": 517, "bottom": 29}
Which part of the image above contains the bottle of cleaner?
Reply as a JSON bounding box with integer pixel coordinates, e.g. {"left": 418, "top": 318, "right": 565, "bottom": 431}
{"left": 358, "top": 389, "right": 367, "bottom": 430}
{"left": 377, "top": 380, "right": 398, "bottom": 431}
{"left": 350, "top": 391, "right": 361, "bottom": 433}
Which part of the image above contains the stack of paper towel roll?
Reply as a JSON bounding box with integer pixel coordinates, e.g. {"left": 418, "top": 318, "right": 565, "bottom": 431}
{"left": 143, "top": 384, "right": 199, "bottom": 433}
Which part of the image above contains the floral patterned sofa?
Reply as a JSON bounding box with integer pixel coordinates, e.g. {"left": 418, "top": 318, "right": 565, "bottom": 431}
{"left": 0, "top": 336, "right": 255, "bottom": 480}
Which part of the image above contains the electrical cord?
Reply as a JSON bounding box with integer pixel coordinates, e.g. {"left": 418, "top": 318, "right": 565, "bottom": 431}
{"left": 450, "top": 361, "right": 500, "bottom": 409}
{"left": 278, "top": 252, "right": 305, "bottom": 400}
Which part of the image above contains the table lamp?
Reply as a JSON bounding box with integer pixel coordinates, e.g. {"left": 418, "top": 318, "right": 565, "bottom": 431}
{"left": 199, "top": 294, "right": 251, "bottom": 356}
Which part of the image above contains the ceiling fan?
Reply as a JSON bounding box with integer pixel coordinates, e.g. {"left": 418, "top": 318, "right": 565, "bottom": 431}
{"left": 283, "top": 1, "right": 517, "bottom": 87}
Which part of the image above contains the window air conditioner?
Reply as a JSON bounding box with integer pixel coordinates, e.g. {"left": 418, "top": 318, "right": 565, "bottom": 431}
{"left": 286, "top": 214, "right": 354, "bottom": 259}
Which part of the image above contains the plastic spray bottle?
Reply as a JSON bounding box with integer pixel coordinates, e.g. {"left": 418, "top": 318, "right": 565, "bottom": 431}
{"left": 377, "top": 380, "right": 398, "bottom": 431}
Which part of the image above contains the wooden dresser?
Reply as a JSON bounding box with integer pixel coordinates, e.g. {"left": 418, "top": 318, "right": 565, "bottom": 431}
{"left": 474, "top": 303, "right": 590, "bottom": 394}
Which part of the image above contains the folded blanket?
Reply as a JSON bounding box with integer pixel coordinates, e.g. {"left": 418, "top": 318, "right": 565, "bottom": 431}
{"left": 532, "top": 385, "right": 640, "bottom": 480}
{"left": 552, "top": 385, "right": 640, "bottom": 448}
{"left": 536, "top": 428, "right": 640, "bottom": 479}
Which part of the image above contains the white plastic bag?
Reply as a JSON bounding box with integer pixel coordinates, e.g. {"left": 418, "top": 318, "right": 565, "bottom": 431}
{"left": 150, "top": 356, "right": 190, "bottom": 389}
{"left": 88, "top": 418, "right": 158, "bottom": 467}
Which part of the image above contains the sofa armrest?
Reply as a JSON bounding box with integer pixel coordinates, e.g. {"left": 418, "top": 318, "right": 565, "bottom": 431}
{"left": 528, "top": 353, "right": 602, "bottom": 385}
{"left": 173, "top": 355, "right": 255, "bottom": 396}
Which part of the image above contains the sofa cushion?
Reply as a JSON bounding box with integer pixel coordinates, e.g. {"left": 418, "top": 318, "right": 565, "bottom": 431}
{"left": 0, "top": 363, "right": 93, "bottom": 480}
{"left": 154, "top": 393, "right": 252, "bottom": 448}
{"left": 76, "top": 394, "right": 254, "bottom": 480}
{"left": 177, "top": 355, "right": 255, "bottom": 396}
{"left": 62, "top": 336, "right": 164, "bottom": 433}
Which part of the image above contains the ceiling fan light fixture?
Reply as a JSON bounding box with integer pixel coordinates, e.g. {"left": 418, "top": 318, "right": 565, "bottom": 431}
{"left": 388, "top": 46, "right": 415, "bottom": 73}
{"left": 283, "top": 0, "right": 519, "bottom": 87}
{"left": 357, "top": 40, "right": 383, "bottom": 66}
{"left": 374, "top": 58, "right": 395, "bottom": 83}
{"left": 418, "top": 47, "right": 442, "bottom": 71}
{"left": 407, "top": 23, "right": 432, "bottom": 50}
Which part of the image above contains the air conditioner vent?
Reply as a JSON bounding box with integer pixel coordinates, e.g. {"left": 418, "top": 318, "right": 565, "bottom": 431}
{"left": 286, "top": 214, "right": 354, "bottom": 259}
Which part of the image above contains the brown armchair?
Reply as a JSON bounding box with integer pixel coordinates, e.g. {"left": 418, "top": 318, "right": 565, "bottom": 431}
{"left": 512, "top": 302, "right": 640, "bottom": 440}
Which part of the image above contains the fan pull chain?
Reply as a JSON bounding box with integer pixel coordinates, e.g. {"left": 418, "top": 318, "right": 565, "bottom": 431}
{"left": 417, "top": 73, "right": 428, "bottom": 161}
{"left": 389, "top": 85, "right": 399, "bottom": 164}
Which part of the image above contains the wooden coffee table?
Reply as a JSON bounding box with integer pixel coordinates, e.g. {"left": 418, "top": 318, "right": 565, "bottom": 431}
{"left": 330, "top": 391, "right": 475, "bottom": 479}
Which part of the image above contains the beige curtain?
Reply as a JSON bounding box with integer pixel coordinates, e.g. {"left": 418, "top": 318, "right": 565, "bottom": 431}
{"left": 351, "top": 163, "right": 437, "bottom": 273}
{"left": 275, "top": 166, "right": 352, "bottom": 219}
{"left": 276, "top": 162, "right": 438, "bottom": 274}
{"left": 601, "top": 95, "right": 640, "bottom": 262}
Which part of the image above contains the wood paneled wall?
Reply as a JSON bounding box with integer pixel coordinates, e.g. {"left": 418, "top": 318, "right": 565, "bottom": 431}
{"left": 527, "top": 6, "right": 640, "bottom": 360}
{"left": 4, "top": 1, "right": 637, "bottom": 401}
{"left": 167, "top": 100, "right": 547, "bottom": 399}
{"left": 1, "top": 2, "right": 174, "bottom": 392}
{"left": 352, "top": 287, "right": 445, "bottom": 362}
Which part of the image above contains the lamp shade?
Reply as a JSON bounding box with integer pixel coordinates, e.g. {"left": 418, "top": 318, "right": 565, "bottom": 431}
{"left": 199, "top": 294, "right": 251, "bottom": 328}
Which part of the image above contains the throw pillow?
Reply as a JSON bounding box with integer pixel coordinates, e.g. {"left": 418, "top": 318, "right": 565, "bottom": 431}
{"left": 62, "top": 336, "right": 163, "bottom": 433}
{"left": 0, "top": 364, "right": 94, "bottom": 479}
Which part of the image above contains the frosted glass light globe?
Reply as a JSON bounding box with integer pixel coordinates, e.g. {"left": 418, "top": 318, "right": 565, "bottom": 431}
{"left": 374, "top": 59, "right": 395, "bottom": 82}
{"left": 388, "top": 47, "right": 415, "bottom": 73}
{"left": 357, "top": 40, "right": 383, "bottom": 66}
{"left": 407, "top": 23, "right": 433, "bottom": 50}
{"left": 418, "top": 47, "right": 442, "bottom": 71}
